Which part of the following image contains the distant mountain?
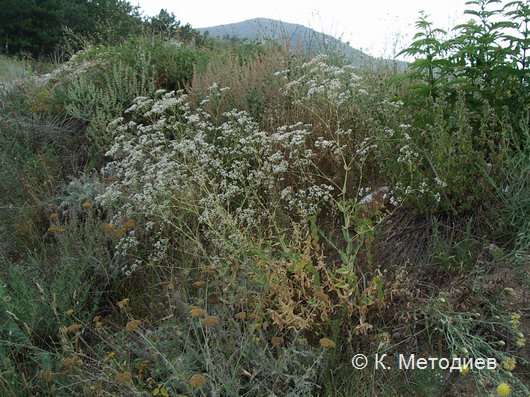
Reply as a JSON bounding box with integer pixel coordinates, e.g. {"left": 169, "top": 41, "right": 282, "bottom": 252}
{"left": 197, "top": 18, "right": 406, "bottom": 69}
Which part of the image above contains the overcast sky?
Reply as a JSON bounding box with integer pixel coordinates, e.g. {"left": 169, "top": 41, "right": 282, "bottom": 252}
{"left": 131, "top": 0, "right": 492, "bottom": 59}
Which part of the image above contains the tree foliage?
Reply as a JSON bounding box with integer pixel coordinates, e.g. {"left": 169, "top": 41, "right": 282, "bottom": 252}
{"left": 396, "top": 0, "right": 530, "bottom": 143}
{"left": 142, "top": 8, "right": 210, "bottom": 46}
{"left": 0, "top": 0, "right": 142, "bottom": 57}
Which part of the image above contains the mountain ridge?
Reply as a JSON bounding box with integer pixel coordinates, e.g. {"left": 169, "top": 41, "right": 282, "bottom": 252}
{"left": 197, "top": 17, "right": 406, "bottom": 69}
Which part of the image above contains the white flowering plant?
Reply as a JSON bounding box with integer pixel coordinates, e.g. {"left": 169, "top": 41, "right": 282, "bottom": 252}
{"left": 93, "top": 56, "right": 394, "bottom": 339}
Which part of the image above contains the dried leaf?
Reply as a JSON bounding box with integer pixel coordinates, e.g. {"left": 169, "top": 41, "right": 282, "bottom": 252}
{"left": 314, "top": 290, "right": 330, "bottom": 302}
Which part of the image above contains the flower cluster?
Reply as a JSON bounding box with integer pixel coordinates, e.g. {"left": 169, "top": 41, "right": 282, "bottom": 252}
{"left": 279, "top": 55, "right": 362, "bottom": 108}
{"left": 96, "top": 79, "right": 351, "bottom": 273}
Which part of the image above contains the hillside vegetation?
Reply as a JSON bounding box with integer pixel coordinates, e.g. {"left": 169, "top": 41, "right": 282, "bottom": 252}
{"left": 0, "top": 1, "right": 529, "bottom": 396}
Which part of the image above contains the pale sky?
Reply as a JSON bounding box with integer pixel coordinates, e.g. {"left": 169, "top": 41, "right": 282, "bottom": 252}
{"left": 131, "top": 0, "right": 494, "bottom": 59}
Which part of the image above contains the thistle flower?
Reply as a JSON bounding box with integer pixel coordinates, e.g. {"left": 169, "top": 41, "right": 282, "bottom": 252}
{"left": 116, "top": 298, "right": 129, "bottom": 309}
{"left": 234, "top": 311, "right": 247, "bottom": 320}
{"left": 125, "top": 319, "right": 141, "bottom": 332}
{"left": 201, "top": 267, "right": 217, "bottom": 276}
{"left": 201, "top": 316, "right": 219, "bottom": 327}
{"left": 123, "top": 219, "right": 136, "bottom": 228}
{"left": 511, "top": 312, "right": 521, "bottom": 328}
{"left": 189, "top": 306, "right": 207, "bottom": 318}
{"left": 114, "top": 371, "right": 132, "bottom": 384}
{"left": 62, "top": 356, "right": 82, "bottom": 368}
{"left": 502, "top": 357, "right": 516, "bottom": 371}
{"left": 189, "top": 374, "right": 207, "bottom": 388}
{"left": 64, "top": 323, "right": 82, "bottom": 334}
{"left": 319, "top": 338, "right": 336, "bottom": 349}
{"left": 497, "top": 382, "right": 511, "bottom": 396}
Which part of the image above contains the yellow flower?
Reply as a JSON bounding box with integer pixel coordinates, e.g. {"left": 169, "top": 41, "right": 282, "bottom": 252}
{"left": 515, "top": 337, "right": 526, "bottom": 347}
{"left": 193, "top": 280, "right": 206, "bottom": 288}
{"left": 62, "top": 356, "right": 81, "bottom": 368}
{"left": 64, "top": 323, "right": 82, "bottom": 334}
{"left": 113, "top": 227, "right": 126, "bottom": 238}
{"left": 114, "top": 371, "right": 132, "bottom": 384}
{"left": 201, "top": 316, "right": 219, "bottom": 327}
{"left": 511, "top": 313, "right": 521, "bottom": 328}
{"left": 103, "top": 223, "right": 116, "bottom": 234}
{"left": 502, "top": 357, "right": 516, "bottom": 371}
{"left": 125, "top": 319, "right": 142, "bottom": 332}
{"left": 49, "top": 212, "right": 59, "bottom": 221}
{"left": 497, "top": 382, "right": 511, "bottom": 396}
{"left": 116, "top": 298, "right": 129, "bottom": 309}
{"left": 234, "top": 311, "right": 247, "bottom": 320}
{"left": 65, "top": 309, "right": 75, "bottom": 315}
{"left": 200, "top": 267, "right": 217, "bottom": 276}
{"left": 460, "top": 365, "right": 470, "bottom": 375}
{"left": 189, "top": 374, "right": 207, "bottom": 388}
{"left": 189, "top": 306, "right": 207, "bottom": 318}
{"left": 82, "top": 201, "right": 93, "bottom": 208}
{"left": 319, "top": 338, "right": 336, "bottom": 349}
{"left": 107, "top": 352, "right": 116, "bottom": 360}
{"left": 123, "top": 219, "right": 136, "bottom": 228}
{"left": 47, "top": 224, "right": 60, "bottom": 233}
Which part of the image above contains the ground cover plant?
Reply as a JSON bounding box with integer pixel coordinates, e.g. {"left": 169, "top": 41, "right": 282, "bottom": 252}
{"left": 0, "top": 0, "right": 529, "bottom": 396}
